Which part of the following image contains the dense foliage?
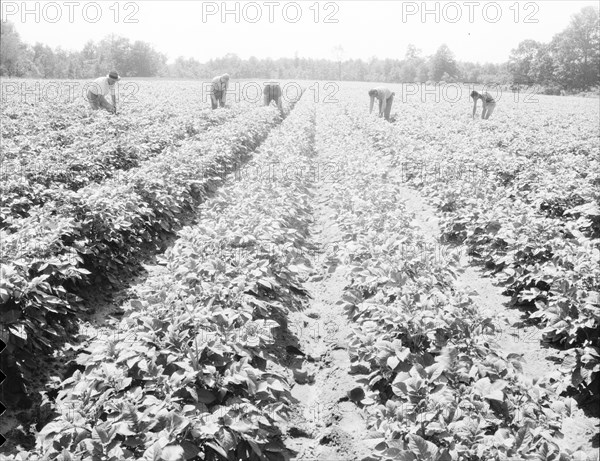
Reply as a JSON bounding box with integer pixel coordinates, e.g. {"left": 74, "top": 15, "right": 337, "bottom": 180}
{"left": 1, "top": 79, "right": 597, "bottom": 460}
{"left": 2, "top": 81, "right": 317, "bottom": 461}
{"left": 353, "top": 91, "right": 600, "bottom": 403}
{"left": 1, "top": 83, "right": 287, "bottom": 407}
{"left": 314, "top": 99, "right": 591, "bottom": 460}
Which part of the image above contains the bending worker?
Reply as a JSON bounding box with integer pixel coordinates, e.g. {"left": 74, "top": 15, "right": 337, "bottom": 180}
{"left": 211, "top": 73, "right": 230, "bottom": 109}
{"left": 87, "top": 71, "right": 119, "bottom": 114}
{"left": 263, "top": 83, "right": 283, "bottom": 111}
{"left": 369, "top": 87, "right": 395, "bottom": 121}
{"left": 471, "top": 90, "right": 496, "bottom": 120}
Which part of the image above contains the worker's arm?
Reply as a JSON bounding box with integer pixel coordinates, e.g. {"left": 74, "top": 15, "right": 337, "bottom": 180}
{"left": 222, "top": 81, "right": 227, "bottom": 105}
{"left": 481, "top": 99, "right": 487, "bottom": 119}
{"left": 112, "top": 93, "right": 117, "bottom": 114}
{"left": 472, "top": 99, "right": 477, "bottom": 119}
{"left": 369, "top": 95, "right": 375, "bottom": 114}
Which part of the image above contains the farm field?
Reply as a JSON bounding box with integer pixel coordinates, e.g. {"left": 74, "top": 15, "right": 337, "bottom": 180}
{"left": 0, "top": 79, "right": 599, "bottom": 461}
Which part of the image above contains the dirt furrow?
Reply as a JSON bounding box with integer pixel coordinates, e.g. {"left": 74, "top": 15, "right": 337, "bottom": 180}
{"left": 395, "top": 181, "right": 598, "bottom": 457}
{"left": 282, "top": 110, "right": 376, "bottom": 461}
{"left": 0, "top": 104, "right": 292, "bottom": 456}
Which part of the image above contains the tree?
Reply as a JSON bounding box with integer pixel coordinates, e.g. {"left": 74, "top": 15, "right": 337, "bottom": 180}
{"left": 416, "top": 63, "right": 430, "bottom": 83}
{"left": 0, "top": 21, "right": 26, "bottom": 76}
{"left": 129, "top": 41, "right": 166, "bottom": 77}
{"left": 429, "top": 44, "right": 458, "bottom": 81}
{"left": 405, "top": 44, "right": 421, "bottom": 61}
{"left": 51, "top": 48, "right": 71, "bottom": 78}
{"left": 80, "top": 40, "right": 101, "bottom": 78}
{"left": 3, "top": 9, "right": 598, "bottom": 87}
{"left": 509, "top": 39, "right": 543, "bottom": 84}
{"left": 397, "top": 44, "right": 424, "bottom": 82}
{"left": 397, "top": 61, "right": 415, "bottom": 82}
{"left": 529, "top": 44, "right": 555, "bottom": 86}
{"left": 331, "top": 45, "right": 344, "bottom": 81}
{"left": 32, "top": 43, "right": 56, "bottom": 78}
{"left": 550, "top": 6, "right": 599, "bottom": 90}
{"left": 97, "top": 35, "right": 132, "bottom": 75}
{"left": 460, "top": 62, "right": 481, "bottom": 83}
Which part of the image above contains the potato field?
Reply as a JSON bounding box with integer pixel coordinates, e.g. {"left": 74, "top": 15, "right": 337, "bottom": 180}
{"left": 0, "top": 80, "right": 598, "bottom": 461}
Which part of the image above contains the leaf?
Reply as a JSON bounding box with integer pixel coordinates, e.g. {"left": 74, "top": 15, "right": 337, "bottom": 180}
{"left": 230, "top": 419, "right": 255, "bottom": 434}
{"left": 426, "top": 363, "right": 444, "bottom": 382}
{"left": 56, "top": 450, "right": 73, "bottom": 461}
{"left": 39, "top": 421, "right": 67, "bottom": 437}
{"left": 130, "top": 299, "right": 144, "bottom": 309}
{"left": 143, "top": 442, "right": 164, "bottom": 461}
{"left": 8, "top": 324, "right": 28, "bottom": 341}
{"left": 584, "top": 291, "right": 600, "bottom": 305}
{"left": 205, "top": 441, "right": 228, "bottom": 458}
{"left": 247, "top": 439, "right": 263, "bottom": 457}
{"left": 0, "top": 308, "right": 21, "bottom": 324}
{"left": 258, "top": 278, "right": 273, "bottom": 289}
{"left": 0, "top": 287, "right": 10, "bottom": 302}
{"left": 567, "top": 202, "right": 600, "bottom": 216}
{"left": 485, "top": 379, "right": 508, "bottom": 402}
{"left": 177, "top": 441, "right": 200, "bottom": 460}
{"left": 92, "top": 426, "right": 111, "bottom": 445}
{"left": 113, "top": 421, "right": 136, "bottom": 436}
{"left": 347, "top": 386, "right": 365, "bottom": 402}
{"left": 407, "top": 434, "right": 437, "bottom": 458}
{"left": 395, "top": 451, "right": 417, "bottom": 461}
{"left": 514, "top": 425, "right": 533, "bottom": 450}
{"left": 485, "top": 389, "right": 505, "bottom": 402}
{"left": 196, "top": 388, "right": 216, "bottom": 404}
{"left": 217, "top": 429, "right": 236, "bottom": 452}
{"left": 269, "top": 379, "right": 285, "bottom": 392}
{"left": 387, "top": 356, "right": 400, "bottom": 370}
{"left": 161, "top": 445, "right": 185, "bottom": 461}
{"left": 474, "top": 377, "right": 507, "bottom": 402}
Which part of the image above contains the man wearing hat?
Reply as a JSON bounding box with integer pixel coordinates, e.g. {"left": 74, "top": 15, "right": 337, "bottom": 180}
{"left": 87, "top": 71, "right": 120, "bottom": 113}
{"left": 210, "top": 73, "right": 230, "bottom": 109}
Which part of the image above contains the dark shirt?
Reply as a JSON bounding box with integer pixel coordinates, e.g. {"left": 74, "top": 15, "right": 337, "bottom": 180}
{"left": 372, "top": 87, "right": 393, "bottom": 101}
{"left": 482, "top": 92, "right": 495, "bottom": 103}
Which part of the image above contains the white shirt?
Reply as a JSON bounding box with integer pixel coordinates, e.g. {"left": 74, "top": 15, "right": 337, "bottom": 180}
{"left": 88, "top": 76, "right": 116, "bottom": 97}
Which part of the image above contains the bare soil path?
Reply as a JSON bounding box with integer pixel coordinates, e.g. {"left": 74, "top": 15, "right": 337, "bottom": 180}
{"left": 399, "top": 184, "right": 599, "bottom": 459}
{"left": 282, "top": 103, "right": 598, "bottom": 460}
{"left": 0, "top": 105, "right": 289, "bottom": 456}
{"left": 282, "top": 199, "right": 378, "bottom": 461}
{"left": 3, "top": 101, "right": 597, "bottom": 461}
{"left": 282, "top": 109, "right": 378, "bottom": 461}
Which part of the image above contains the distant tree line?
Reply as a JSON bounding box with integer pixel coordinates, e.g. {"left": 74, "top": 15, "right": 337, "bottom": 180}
{"left": 1, "top": 6, "right": 597, "bottom": 92}
{"left": 0, "top": 24, "right": 167, "bottom": 79}
{"left": 507, "top": 6, "right": 599, "bottom": 92}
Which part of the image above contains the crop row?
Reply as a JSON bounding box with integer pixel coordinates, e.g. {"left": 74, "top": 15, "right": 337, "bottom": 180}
{"left": 3, "top": 104, "right": 172, "bottom": 149}
{"left": 1, "top": 80, "right": 217, "bottom": 141}
{"left": 2, "top": 100, "right": 106, "bottom": 140}
{"left": 350, "top": 103, "right": 600, "bottom": 402}
{"left": 313, "top": 104, "right": 586, "bottom": 460}
{"left": 0, "top": 106, "right": 255, "bottom": 226}
{"left": 2, "top": 103, "right": 252, "bottom": 167}
{"left": 4, "top": 92, "right": 319, "bottom": 461}
{"left": 0, "top": 105, "right": 284, "bottom": 399}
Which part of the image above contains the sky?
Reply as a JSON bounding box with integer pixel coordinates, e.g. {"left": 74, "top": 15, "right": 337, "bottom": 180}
{"left": 2, "top": 1, "right": 597, "bottom": 63}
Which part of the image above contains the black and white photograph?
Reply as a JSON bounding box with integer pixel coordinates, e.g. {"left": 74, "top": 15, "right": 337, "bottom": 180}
{"left": 1, "top": 1, "right": 599, "bottom": 460}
